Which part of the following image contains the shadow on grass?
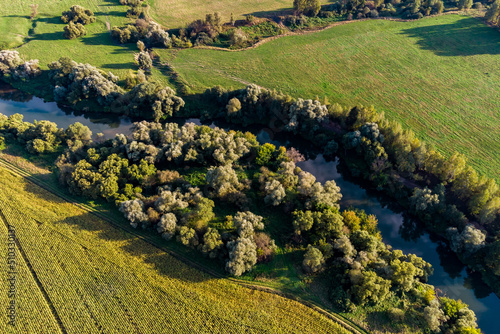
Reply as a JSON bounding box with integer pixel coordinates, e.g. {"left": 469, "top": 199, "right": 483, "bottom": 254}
{"left": 101, "top": 62, "right": 136, "bottom": 70}
{"left": 101, "top": 0, "right": 122, "bottom": 6}
{"left": 18, "top": 176, "right": 218, "bottom": 283}
{"left": 94, "top": 10, "right": 127, "bottom": 17}
{"left": 400, "top": 17, "right": 500, "bottom": 56}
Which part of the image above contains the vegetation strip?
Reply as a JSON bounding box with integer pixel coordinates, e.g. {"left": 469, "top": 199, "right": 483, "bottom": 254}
{"left": 191, "top": 12, "right": 464, "bottom": 53}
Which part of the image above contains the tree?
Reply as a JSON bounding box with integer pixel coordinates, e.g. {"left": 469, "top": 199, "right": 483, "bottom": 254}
{"left": 294, "top": 0, "right": 321, "bottom": 16}
{"left": 256, "top": 143, "right": 277, "bottom": 166}
{"left": 292, "top": 210, "right": 315, "bottom": 234}
{"left": 226, "top": 237, "right": 258, "bottom": 276}
{"left": 485, "top": 0, "right": 500, "bottom": 26}
{"left": 349, "top": 270, "right": 391, "bottom": 305}
{"left": 61, "top": 5, "right": 96, "bottom": 25}
{"left": 206, "top": 165, "right": 242, "bottom": 197}
{"left": 177, "top": 226, "right": 199, "bottom": 247}
{"left": 233, "top": 211, "right": 264, "bottom": 237}
{"left": 119, "top": 199, "right": 148, "bottom": 228}
{"left": 424, "top": 299, "right": 447, "bottom": 332}
{"left": 264, "top": 180, "right": 286, "bottom": 206}
{"left": 30, "top": 4, "right": 39, "bottom": 20}
{"left": 229, "top": 29, "right": 248, "bottom": 47}
{"left": 226, "top": 97, "right": 241, "bottom": 114}
{"left": 458, "top": 0, "right": 473, "bottom": 10}
{"left": 157, "top": 213, "right": 177, "bottom": 240}
{"left": 333, "top": 235, "right": 356, "bottom": 259}
{"left": 137, "top": 40, "right": 145, "bottom": 51}
{"left": 200, "top": 228, "right": 223, "bottom": 258}
{"left": 65, "top": 122, "right": 92, "bottom": 144}
{"left": 135, "top": 51, "right": 152, "bottom": 70}
{"left": 303, "top": 245, "right": 324, "bottom": 273}
{"left": 63, "top": 21, "right": 86, "bottom": 39}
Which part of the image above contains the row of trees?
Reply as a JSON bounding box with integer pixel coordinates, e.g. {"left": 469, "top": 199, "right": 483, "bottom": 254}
{"left": 0, "top": 113, "right": 91, "bottom": 154}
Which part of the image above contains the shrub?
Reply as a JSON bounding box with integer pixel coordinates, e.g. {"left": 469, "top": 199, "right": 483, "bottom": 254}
{"left": 61, "top": 5, "right": 96, "bottom": 25}
{"left": 63, "top": 22, "right": 86, "bottom": 39}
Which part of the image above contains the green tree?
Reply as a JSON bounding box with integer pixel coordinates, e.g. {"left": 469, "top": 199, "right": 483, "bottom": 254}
{"left": 226, "top": 236, "right": 258, "bottom": 276}
{"left": 458, "top": 0, "right": 473, "bottom": 10}
{"left": 63, "top": 22, "right": 86, "bottom": 39}
{"left": 135, "top": 51, "right": 152, "bottom": 70}
{"left": 485, "top": 0, "right": 500, "bottom": 26}
{"left": 292, "top": 210, "right": 315, "bottom": 234}
{"left": 303, "top": 245, "right": 325, "bottom": 273}
{"left": 293, "top": 0, "right": 321, "bottom": 16}
{"left": 226, "top": 97, "right": 241, "bottom": 114}
{"left": 349, "top": 270, "right": 391, "bottom": 305}
{"left": 200, "top": 228, "right": 223, "bottom": 258}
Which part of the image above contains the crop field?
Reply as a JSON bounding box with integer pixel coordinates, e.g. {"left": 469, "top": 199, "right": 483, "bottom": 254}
{"left": 149, "top": 0, "right": 331, "bottom": 28}
{"left": 161, "top": 14, "right": 500, "bottom": 181}
{"left": 0, "top": 167, "right": 352, "bottom": 333}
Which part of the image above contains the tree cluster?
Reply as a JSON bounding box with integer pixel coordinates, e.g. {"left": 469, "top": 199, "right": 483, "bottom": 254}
{"left": 54, "top": 120, "right": 283, "bottom": 276}
{"left": 202, "top": 84, "right": 500, "bottom": 294}
{"left": 0, "top": 113, "right": 91, "bottom": 155}
{"left": 0, "top": 50, "right": 41, "bottom": 80}
{"left": 47, "top": 57, "right": 184, "bottom": 120}
{"left": 61, "top": 5, "right": 95, "bottom": 39}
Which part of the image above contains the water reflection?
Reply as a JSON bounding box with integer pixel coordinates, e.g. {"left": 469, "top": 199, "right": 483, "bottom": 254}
{"left": 294, "top": 154, "right": 499, "bottom": 333}
{"left": 0, "top": 83, "right": 132, "bottom": 139}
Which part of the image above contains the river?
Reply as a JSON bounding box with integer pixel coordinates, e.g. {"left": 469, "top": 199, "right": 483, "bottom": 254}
{"left": 0, "top": 83, "right": 498, "bottom": 333}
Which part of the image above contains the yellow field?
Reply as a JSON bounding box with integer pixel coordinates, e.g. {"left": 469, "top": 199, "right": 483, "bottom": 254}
{"left": 0, "top": 167, "right": 351, "bottom": 333}
{"left": 149, "top": 0, "right": 331, "bottom": 28}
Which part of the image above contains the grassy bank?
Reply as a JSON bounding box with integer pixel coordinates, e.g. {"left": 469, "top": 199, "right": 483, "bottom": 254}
{"left": 160, "top": 14, "right": 500, "bottom": 182}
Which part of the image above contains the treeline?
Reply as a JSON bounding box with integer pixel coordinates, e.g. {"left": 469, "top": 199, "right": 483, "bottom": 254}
{"left": 0, "top": 113, "right": 481, "bottom": 332}
{"left": 200, "top": 84, "right": 500, "bottom": 294}
{"left": 0, "top": 113, "right": 91, "bottom": 154}
{"left": 1, "top": 53, "right": 186, "bottom": 121}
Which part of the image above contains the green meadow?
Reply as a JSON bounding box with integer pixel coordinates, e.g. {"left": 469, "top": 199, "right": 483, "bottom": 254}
{"left": 160, "top": 14, "right": 500, "bottom": 181}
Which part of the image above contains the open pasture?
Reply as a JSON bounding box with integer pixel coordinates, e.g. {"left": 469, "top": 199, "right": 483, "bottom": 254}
{"left": 161, "top": 14, "right": 500, "bottom": 181}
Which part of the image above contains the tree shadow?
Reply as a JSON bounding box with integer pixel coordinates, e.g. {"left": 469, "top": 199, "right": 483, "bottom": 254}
{"left": 0, "top": 81, "right": 33, "bottom": 103}
{"left": 101, "top": 0, "right": 122, "bottom": 5}
{"left": 247, "top": 8, "right": 295, "bottom": 18}
{"left": 94, "top": 10, "right": 127, "bottom": 18}
{"left": 399, "top": 17, "right": 500, "bottom": 56}
{"left": 101, "top": 62, "right": 136, "bottom": 70}
{"left": 36, "top": 16, "right": 64, "bottom": 25}
{"left": 435, "top": 240, "right": 466, "bottom": 279}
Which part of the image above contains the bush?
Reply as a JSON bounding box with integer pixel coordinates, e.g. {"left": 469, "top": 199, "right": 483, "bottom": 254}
{"left": 229, "top": 29, "right": 248, "bottom": 47}
{"left": 64, "top": 22, "right": 86, "bottom": 39}
{"left": 61, "top": 5, "right": 96, "bottom": 25}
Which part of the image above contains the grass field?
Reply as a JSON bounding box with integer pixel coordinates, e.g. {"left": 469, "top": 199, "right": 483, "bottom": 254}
{"left": 159, "top": 14, "right": 500, "bottom": 182}
{"left": 0, "top": 166, "right": 353, "bottom": 333}
{"left": 0, "top": 0, "right": 171, "bottom": 84}
{"left": 149, "top": 0, "right": 331, "bottom": 28}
